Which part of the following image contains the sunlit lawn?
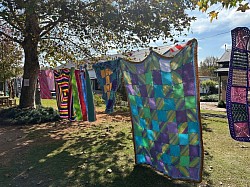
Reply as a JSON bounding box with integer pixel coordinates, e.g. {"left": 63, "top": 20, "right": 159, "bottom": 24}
{"left": 0, "top": 103, "right": 249, "bottom": 187}
{"left": 15, "top": 98, "right": 57, "bottom": 109}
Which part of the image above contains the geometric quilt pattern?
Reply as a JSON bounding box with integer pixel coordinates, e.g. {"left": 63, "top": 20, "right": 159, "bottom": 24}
{"left": 54, "top": 67, "right": 96, "bottom": 122}
{"left": 93, "top": 59, "right": 121, "bottom": 114}
{"left": 54, "top": 68, "right": 71, "bottom": 119}
{"left": 226, "top": 27, "right": 250, "bottom": 142}
{"left": 120, "top": 39, "right": 203, "bottom": 182}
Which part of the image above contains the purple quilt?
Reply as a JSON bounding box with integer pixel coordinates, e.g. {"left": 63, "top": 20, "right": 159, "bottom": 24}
{"left": 226, "top": 27, "right": 250, "bottom": 142}
{"left": 120, "top": 39, "right": 203, "bottom": 182}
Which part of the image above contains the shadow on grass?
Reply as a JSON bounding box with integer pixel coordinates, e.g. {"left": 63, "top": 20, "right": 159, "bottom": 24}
{"left": 201, "top": 122, "right": 213, "bottom": 132}
{"left": 96, "top": 110, "right": 130, "bottom": 117}
{"left": 0, "top": 121, "right": 203, "bottom": 187}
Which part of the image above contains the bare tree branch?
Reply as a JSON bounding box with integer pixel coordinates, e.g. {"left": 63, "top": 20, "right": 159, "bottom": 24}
{"left": 40, "top": 16, "right": 65, "bottom": 38}
{"left": 6, "top": 0, "right": 25, "bottom": 31}
{"left": 0, "top": 14, "right": 22, "bottom": 31}
{"left": 40, "top": 0, "right": 101, "bottom": 38}
{"left": 0, "top": 31, "right": 22, "bottom": 44}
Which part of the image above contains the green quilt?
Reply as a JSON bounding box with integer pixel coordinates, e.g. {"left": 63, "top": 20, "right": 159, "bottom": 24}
{"left": 120, "top": 39, "right": 203, "bottom": 182}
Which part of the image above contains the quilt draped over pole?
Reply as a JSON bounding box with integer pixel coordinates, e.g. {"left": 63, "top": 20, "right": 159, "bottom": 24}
{"left": 120, "top": 39, "right": 203, "bottom": 182}
{"left": 93, "top": 59, "right": 122, "bottom": 113}
{"left": 54, "top": 68, "right": 71, "bottom": 119}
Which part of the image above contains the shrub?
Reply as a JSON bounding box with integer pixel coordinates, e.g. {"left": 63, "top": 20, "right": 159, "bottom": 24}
{"left": 200, "top": 94, "right": 219, "bottom": 102}
{"left": 0, "top": 106, "right": 60, "bottom": 125}
{"left": 217, "top": 100, "right": 226, "bottom": 108}
{"left": 94, "top": 93, "right": 104, "bottom": 106}
{"left": 201, "top": 79, "right": 218, "bottom": 95}
{"left": 116, "top": 106, "right": 130, "bottom": 112}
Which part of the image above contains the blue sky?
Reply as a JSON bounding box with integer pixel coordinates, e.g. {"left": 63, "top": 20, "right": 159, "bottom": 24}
{"left": 187, "top": 6, "right": 250, "bottom": 63}
{"left": 152, "top": 5, "right": 250, "bottom": 64}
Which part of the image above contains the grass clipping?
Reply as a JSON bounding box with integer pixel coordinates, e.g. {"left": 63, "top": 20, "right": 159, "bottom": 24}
{"left": 0, "top": 106, "right": 60, "bottom": 125}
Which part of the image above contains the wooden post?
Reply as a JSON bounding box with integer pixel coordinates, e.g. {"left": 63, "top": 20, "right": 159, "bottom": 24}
{"left": 218, "top": 75, "right": 221, "bottom": 101}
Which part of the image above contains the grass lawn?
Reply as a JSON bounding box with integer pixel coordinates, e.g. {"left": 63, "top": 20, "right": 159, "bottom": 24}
{"left": 0, "top": 102, "right": 249, "bottom": 187}
{"left": 15, "top": 98, "right": 58, "bottom": 109}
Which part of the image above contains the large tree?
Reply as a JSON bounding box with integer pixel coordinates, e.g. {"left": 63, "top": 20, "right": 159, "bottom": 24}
{"left": 0, "top": 0, "right": 248, "bottom": 108}
{"left": 199, "top": 56, "right": 219, "bottom": 77}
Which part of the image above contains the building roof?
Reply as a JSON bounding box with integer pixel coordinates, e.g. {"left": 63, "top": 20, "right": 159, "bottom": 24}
{"left": 54, "top": 61, "right": 77, "bottom": 70}
{"left": 217, "top": 49, "right": 231, "bottom": 64}
{"left": 88, "top": 70, "right": 97, "bottom": 79}
{"left": 99, "top": 45, "right": 172, "bottom": 62}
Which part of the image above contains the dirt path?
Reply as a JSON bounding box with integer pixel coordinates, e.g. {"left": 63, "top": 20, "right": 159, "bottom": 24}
{"left": 0, "top": 126, "right": 32, "bottom": 167}
{"left": 200, "top": 102, "right": 226, "bottom": 112}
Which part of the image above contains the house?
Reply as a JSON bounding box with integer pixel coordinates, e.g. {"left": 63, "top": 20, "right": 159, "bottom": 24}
{"left": 214, "top": 49, "right": 230, "bottom": 101}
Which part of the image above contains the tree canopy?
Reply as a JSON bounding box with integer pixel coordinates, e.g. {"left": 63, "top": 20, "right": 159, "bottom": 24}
{"left": 0, "top": 38, "right": 22, "bottom": 82}
{"left": 199, "top": 56, "right": 219, "bottom": 77}
{"left": 0, "top": 0, "right": 248, "bottom": 108}
{"left": 197, "top": 0, "right": 250, "bottom": 21}
{"left": 0, "top": 0, "right": 198, "bottom": 62}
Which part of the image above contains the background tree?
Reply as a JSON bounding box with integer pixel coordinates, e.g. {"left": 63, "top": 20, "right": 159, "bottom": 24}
{"left": 199, "top": 56, "right": 219, "bottom": 77}
{"left": 197, "top": 0, "right": 250, "bottom": 21}
{"left": 201, "top": 79, "right": 218, "bottom": 95}
{"left": 0, "top": 0, "right": 248, "bottom": 108}
{"left": 0, "top": 37, "right": 22, "bottom": 96}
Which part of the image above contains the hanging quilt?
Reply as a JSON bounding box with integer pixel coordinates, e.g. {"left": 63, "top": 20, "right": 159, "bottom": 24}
{"left": 45, "top": 69, "right": 55, "bottom": 91}
{"left": 93, "top": 59, "right": 122, "bottom": 113}
{"left": 120, "top": 39, "right": 203, "bottom": 182}
{"left": 39, "top": 70, "right": 51, "bottom": 99}
{"left": 164, "top": 43, "right": 187, "bottom": 57}
{"left": 54, "top": 68, "right": 71, "bottom": 119}
{"left": 75, "top": 69, "right": 88, "bottom": 121}
{"left": 80, "top": 65, "right": 96, "bottom": 122}
{"left": 80, "top": 66, "right": 89, "bottom": 119}
{"left": 226, "top": 27, "right": 250, "bottom": 142}
{"left": 68, "top": 67, "right": 83, "bottom": 121}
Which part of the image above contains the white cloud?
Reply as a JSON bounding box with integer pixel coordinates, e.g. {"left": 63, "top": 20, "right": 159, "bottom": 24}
{"left": 198, "top": 46, "right": 202, "bottom": 51}
{"left": 189, "top": 7, "right": 250, "bottom": 35}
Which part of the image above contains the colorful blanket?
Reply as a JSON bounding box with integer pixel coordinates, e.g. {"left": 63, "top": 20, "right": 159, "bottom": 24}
{"left": 79, "top": 65, "right": 96, "bottom": 122}
{"left": 226, "top": 27, "right": 250, "bottom": 142}
{"left": 39, "top": 70, "right": 51, "bottom": 99}
{"left": 45, "top": 69, "right": 55, "bottom": 91}
{"left": 68, "top": 67, "right": 83, "bottom": 121}
{"left": 75, "top": 69, "right": 88, "bottom": 121}
{"left": 120, "top": 39, "right": 203, "bottom": 182}
{"left": 54, "top": 69, "right": 71, "bottom": 119}
{"left": 80, "top": 66, "right": 89, "bottom": 119}
{"left": 93, "top": 59, "right": 121, "bottom": 113}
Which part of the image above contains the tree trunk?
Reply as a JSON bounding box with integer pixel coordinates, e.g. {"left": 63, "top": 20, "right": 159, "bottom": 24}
{"left": 19, "top": 13, "right": 40, "bottom": 109}
{"left": 19, "top": 41, "right": 40, "bottom": 108}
